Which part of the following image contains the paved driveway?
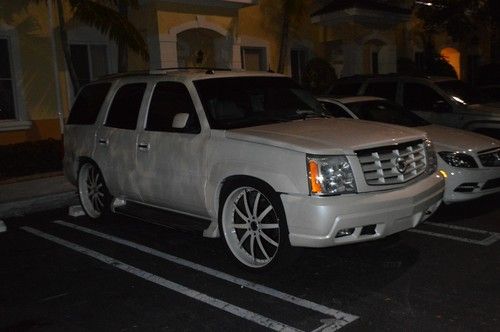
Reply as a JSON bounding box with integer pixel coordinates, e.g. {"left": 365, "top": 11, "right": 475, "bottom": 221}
{"left": 1, "top": 194, "right": 499, "bottom": 331}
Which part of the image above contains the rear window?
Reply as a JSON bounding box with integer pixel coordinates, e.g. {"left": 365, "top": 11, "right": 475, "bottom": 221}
{"left": 67, "top": 83, "right": 111, "bottom": 125}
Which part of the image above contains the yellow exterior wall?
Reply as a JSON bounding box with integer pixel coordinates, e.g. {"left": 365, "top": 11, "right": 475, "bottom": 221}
{"left": 0, "top": 119, "right": 62, "bottom": 144}
{"left": 1, "top": 2, "right": 70, "bottom": 145}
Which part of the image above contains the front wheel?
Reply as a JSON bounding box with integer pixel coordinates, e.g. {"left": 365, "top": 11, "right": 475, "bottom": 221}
{"left": 78, "top": 162, "right": 111, "bottom": 219}
{"left": 219, "top": 180, "right": 291, "bottom": 270}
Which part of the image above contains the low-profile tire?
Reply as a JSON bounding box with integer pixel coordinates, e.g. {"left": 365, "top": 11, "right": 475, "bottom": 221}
{"left": 78, "top": 162, "right": 112, "bottom": 219}
{"left": 219, "top": 179, "right": 293, "bottom": 270}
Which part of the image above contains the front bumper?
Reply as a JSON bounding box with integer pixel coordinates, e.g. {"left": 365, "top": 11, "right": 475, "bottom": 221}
{"left": 442, "top": 166, "right": 500, "bottom": 203}
{"left": 282, "top": 173, "right": 444, "bottom": 248}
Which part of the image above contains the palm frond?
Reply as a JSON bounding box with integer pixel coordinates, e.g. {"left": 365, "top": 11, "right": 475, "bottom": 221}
{"left": 72, "top": 0, "right": 148, "bottom": 61}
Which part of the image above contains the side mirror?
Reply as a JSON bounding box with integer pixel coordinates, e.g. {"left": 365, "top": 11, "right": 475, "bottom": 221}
{"left": 172, "top": 113, "right": 190, "bottom": 129}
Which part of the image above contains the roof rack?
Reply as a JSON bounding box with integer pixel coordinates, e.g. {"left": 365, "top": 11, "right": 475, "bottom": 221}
{"left": 97, "top": 70, "right": 151, "bottom": 80}
{"left": 97, "top": 67, "right": 234, "bottom": 80}
{"left": 151, "top": 67, "right": 233, "bottom": 75}
{"left": 337, "top": 73, "right": 432, "bottom": 80}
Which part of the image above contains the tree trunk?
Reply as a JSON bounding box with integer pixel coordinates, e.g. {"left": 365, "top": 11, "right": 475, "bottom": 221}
{"left": 118, "top": 0, "right": 128, "bottom": 72}
{"left": 277, "top": 13, "right": 289, "bottom": 74}
{"left": 55, "top": 0, "right": 80, "bottom": 96}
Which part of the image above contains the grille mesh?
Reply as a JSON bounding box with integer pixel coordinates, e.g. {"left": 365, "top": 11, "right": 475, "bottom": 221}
{"left": 478, "top": 147, "right": 500, "bottom": 167}
{"left": 356, "top": 140, "right": 427, "bottom": 185}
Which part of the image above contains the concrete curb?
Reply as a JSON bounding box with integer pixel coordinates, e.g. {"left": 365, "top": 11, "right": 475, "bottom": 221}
{"left": 0, "top": 191, "right": 78, "bottom": 219}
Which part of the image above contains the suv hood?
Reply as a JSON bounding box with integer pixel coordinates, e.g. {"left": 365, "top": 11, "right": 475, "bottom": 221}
{"left": 421, "top": 124, "right": 500, "bottom": 153}
{"left": 464, "top": 103, "right": 500, "bottom": 116}
{"left": 226, "top": 118, "right": 425, "bottom": 155}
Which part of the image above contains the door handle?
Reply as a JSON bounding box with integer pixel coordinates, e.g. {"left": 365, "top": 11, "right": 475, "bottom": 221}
{"left": 98, "top": 138, "right": 108, "bottom": 146}
{"left": 137, "top": 142, "right": 150, "bottom": 151}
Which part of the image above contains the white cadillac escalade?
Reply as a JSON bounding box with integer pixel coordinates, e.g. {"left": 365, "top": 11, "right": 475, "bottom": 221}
{"left": 64, "top": 70, "right": 444, "bottom": 270}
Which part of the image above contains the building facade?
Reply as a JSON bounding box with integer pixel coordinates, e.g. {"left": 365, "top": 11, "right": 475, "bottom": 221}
{"left": 0, "top": 0, "right": 494, "bottom": 148}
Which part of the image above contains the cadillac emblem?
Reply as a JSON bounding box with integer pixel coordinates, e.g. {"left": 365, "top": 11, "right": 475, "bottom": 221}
{"left": 396, "top": 157, "right": 408, "bottom": 174}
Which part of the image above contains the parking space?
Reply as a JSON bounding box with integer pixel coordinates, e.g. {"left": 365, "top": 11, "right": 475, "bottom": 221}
{"left": 1, "top": 195, "right": 499, "bottom": 331}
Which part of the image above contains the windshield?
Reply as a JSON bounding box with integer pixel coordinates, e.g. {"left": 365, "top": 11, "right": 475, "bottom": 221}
{"left": 194, "top": 76, "right": 327, "bottom": 129}
{"left": 345, "top": 100, "right": 429, "bottom": 127}
{"left": 436, "top": 80, "right": 486, "bottom": 104}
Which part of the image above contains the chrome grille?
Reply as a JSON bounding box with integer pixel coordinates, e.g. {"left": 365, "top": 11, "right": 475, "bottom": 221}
{"left": 478, "top": 147, "right": 500, "bottom": 167}
{"left": 356, "top": 140, "right": 427, "bottom": 185}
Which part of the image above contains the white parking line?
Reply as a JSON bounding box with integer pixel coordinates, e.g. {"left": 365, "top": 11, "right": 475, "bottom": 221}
{"left": 21, "top": 226, "right": 301, "bottom": 332}
{"left": 52, "top": 220, "right": 358, "bottom": 330}
{"left": 408, "top": 222, "right": 500, "bottom": 246}
{"left": 424, "top": 221, "right": 499, "bottom": 235}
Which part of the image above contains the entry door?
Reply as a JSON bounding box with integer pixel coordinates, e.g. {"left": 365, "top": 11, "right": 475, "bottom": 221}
{"left": 135, "top": 81, "right": 208, "bottom": 216}
{"left": 402, "top": 82, "right": 461, "bottom": 127}
{"left": 93, "top": 82, "right": 147, "bottom": 200}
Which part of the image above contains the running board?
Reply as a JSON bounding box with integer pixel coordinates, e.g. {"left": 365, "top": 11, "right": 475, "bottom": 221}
{"left": 114, "top": 201, "right": 211, "bottom": 234}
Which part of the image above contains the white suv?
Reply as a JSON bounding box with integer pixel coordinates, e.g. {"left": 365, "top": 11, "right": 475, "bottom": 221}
{"left": 64, "top": 70, "right": 444, "bottom": 270}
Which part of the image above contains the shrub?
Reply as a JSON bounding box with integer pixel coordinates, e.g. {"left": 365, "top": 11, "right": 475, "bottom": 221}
{"left": 0, "top": 139, "right": 62, "bottom": 180}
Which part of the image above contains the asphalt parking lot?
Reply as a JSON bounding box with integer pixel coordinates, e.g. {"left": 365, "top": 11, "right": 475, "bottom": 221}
{"left": 1, "top": 194, "right": 499, "bottom": 332}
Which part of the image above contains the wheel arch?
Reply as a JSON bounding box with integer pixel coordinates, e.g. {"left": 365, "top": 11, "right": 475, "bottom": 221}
{"left": 76, "top": 157, "right": 111, "bottom": 189}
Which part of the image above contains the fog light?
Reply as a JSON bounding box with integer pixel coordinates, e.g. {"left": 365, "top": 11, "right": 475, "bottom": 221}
{"left": 336, "top": 228, "right": 355, "bottom": 238}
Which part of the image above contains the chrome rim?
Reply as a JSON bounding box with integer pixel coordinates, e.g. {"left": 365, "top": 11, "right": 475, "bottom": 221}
{"left": 78, "top": 163, "right": 105, "bottom": 219}
{"left": 222, "top": 187, "right": 280, "bottom": 268}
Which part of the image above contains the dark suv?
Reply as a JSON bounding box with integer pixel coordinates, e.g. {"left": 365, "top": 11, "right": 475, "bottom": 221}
{"left": 329, "top": 75, "right": 500, "bottom": 139}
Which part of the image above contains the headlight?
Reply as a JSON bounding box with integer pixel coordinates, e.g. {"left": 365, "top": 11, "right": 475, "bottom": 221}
{"left": 438, "top": 151, "right": 478, "bottom": 168}
{"left": 307, "top": 155, "right": 357, "bottom": 195}
{"left": 425, "top": 139, "right": 438, "bottom": 174}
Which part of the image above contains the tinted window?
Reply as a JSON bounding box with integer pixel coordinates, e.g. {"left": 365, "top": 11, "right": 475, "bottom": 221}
{"left": 329, "top": 82, "right": 362, "bottom": 96}
{"left": 345, "top": 100, "right": 429, "bottom": 127}
{"left": 67, "top": 83, "right": 111, "bottom": 125}
{"left": 403, "top": 83, "right": 446, "bottom": 112}
{"left": 364, "top": 82, "right": 397, "bottom": 101}
{"left": 105, "top": 83, "right": 146, "bottom": 130}
{"left": 146, "top": 82, "right": 200, "bottom": 133}
{"left": 321, "top": 101, "right": 351, "bottom": 118}
{"left": 194, "top": 77, "right": 326, "bottom": 129}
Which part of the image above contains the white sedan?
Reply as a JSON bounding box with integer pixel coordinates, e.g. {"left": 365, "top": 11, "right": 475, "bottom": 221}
{"left": 318, "top": 96, "right": 500, "bottom": 204}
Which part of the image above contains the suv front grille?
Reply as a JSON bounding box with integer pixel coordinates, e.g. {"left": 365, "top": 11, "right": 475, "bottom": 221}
{"left": 356, "top": 140, "right": 427, "bottom": 185}
{"left": 478, "top": 147, "right": 500, "bottom": 167}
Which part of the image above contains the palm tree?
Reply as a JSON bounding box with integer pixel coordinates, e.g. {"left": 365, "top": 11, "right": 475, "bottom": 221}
{"left": 40, "top": 0, "right": 149, "bottom": 95}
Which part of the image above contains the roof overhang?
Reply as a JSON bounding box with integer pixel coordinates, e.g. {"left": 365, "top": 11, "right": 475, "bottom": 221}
{"left": 154, "top": 0, "right": 258, "bottom": 9}
{"left": 311, "top": 5, "right": 411, "bottom": 28}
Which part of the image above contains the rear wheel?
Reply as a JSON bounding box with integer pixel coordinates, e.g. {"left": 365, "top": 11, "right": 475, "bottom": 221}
{"left": 78, "top": 162, "right": 111, "bottom": 219}
{"left": 219, "top": 180, "right": 291, "bottom": 270}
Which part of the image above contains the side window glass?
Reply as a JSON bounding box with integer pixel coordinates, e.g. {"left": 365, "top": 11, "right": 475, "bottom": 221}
{"left": 321, "top": 102, "right": 351, "bottom": 118}
{"left": 330, "top": 82, "right": 362, "bottom": 96}
{"left": 403, "top": 83, "right": 447, "bottom": 112}
{"left": 105, "top": 83, "right": 146, "bottom": 129}
{"left": 67, "top": 83, "right": 111, "bottom": 125}
{"left": 364, "top": 82, "right": 397, "bottom": 101}
{"left": 146, "top": 82, "right": 200, "bottom": 133}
